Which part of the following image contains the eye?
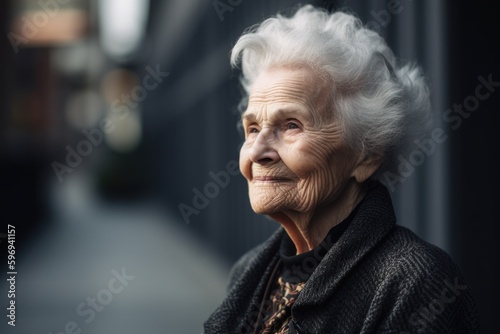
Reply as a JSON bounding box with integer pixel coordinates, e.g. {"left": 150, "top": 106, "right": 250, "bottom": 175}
{"left": 248, "top": 127, "right": 259, "bottom": 134}
{"left": 286, "top": 122, "right": 300, "bottom": 130}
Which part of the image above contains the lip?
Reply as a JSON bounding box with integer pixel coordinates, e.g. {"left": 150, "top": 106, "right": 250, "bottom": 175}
{"left": 253, "top": 176, "right": 292, "bottom": 182}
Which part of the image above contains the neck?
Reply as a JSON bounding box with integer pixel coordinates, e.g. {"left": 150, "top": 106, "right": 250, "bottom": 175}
{"left": 270, "top": 180, "right": 367, "bottom": 254}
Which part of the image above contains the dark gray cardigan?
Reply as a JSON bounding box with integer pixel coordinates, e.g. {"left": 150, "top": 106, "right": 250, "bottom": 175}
{"left": 204, "top": 183, "right": 480, "bottom": 333}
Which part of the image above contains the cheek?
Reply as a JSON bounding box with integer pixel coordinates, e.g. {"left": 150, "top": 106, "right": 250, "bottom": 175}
{"left": 290, "top": 124, "right": 350, "bottom": 176}
{"left": 281, "top": 138, "right": 336, "bottom": 179}
{"left": 282, "top": 137, "right": 355, "bottom": 204}
{"left": 239, "top": 144, "right": 252, "bottom": 181}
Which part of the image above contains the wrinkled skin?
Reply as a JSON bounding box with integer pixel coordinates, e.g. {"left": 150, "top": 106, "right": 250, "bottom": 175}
{"left": 239, "top": 66, "right": 381, "bottom": 253}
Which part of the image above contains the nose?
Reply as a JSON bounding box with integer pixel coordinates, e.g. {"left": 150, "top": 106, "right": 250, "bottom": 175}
{"left": 249, "top": 128, "right": 280, "bottom": 165}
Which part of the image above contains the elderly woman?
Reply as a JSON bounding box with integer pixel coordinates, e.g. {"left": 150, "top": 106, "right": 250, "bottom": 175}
{"left": 204, "top": 5, "right": 479, "bottom": 334}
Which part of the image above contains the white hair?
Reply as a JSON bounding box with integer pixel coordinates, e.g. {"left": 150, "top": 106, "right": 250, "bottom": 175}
{"left": 230, "top": 5, "right": 432, "bottom": 178}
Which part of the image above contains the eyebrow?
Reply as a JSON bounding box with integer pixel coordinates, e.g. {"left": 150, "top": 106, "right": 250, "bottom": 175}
{"left": 241, "top": 108, "right": 310, "bottom": 122}
{"left": 241, "top": 112, "right": 255, "bottom": 121}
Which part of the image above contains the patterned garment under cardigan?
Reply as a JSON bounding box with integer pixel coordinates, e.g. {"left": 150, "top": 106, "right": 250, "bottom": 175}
{"left": 204, "top": 182, "right": 480, "bottom": 333}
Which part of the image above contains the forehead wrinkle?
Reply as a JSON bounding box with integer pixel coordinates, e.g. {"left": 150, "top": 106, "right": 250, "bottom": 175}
{"left": 244, "top": 101, "right": 314, "bottom": 125}
{"left": 248, "top": 92, "right": 315, "bottom": 123}
{"left": 249, "top": 76, "right": 310, "bottom": 103}
{"left": 247, "top": 69, "right": 332, "bottom": 126}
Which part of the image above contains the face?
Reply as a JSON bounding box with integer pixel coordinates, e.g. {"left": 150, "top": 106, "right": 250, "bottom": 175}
{"left": 239, "top": 66, "right": 367, "bottom": 216}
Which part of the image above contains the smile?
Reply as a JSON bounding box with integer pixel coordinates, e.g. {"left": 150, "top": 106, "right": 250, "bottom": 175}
{"left": 253, "top": 176, "right": 293, "bottom": 182}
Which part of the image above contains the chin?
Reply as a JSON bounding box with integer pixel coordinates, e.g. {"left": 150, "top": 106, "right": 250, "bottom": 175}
{"left": 249, "top": 198, "right": 282, "bottom": 215}
{"left": 250, "top": 202, "right": 274, "bottom": 215}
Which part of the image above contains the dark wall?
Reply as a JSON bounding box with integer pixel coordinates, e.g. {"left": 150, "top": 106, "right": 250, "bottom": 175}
{"left": 447, "top": 1, "right": 500, "bottom": 332}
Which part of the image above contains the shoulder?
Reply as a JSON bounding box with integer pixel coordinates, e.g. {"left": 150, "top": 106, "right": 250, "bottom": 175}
{"left": 227, "top": 227, "right": 284, "bottom": 291}
{"left": 227, "top": 242, "right": 264, "bottom": 289}
{"left": 374, "top": 225, "right": 470, "bottom": 297}
{"left": 372, "top": 225, "right": 480, "bottom": 332}
{"left": 382, "top": 225, "right": 461, "bottom": 276}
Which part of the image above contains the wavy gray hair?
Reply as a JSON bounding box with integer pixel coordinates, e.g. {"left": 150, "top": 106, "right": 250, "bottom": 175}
{"left": 230, "top": 5, "right": 432, "bottom": 179}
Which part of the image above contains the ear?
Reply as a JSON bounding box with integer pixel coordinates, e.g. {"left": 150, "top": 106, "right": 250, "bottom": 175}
{"left": 351, "top": 153, "right": 383, "bottom": 183}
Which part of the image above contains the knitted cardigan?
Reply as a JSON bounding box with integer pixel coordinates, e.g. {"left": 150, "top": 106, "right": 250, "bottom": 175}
{"left": 204, "top": 183, "right": 480, "bottom": 333}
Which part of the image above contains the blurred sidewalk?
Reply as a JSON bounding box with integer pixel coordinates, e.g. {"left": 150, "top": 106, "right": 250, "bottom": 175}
{"left": 1, "top": 174, "right": 230, "bottom": 334}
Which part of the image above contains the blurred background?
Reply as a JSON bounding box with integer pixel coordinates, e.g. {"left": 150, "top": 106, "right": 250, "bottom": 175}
{"left": 0, "top": 0, "right": 498, "bottom": 333}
